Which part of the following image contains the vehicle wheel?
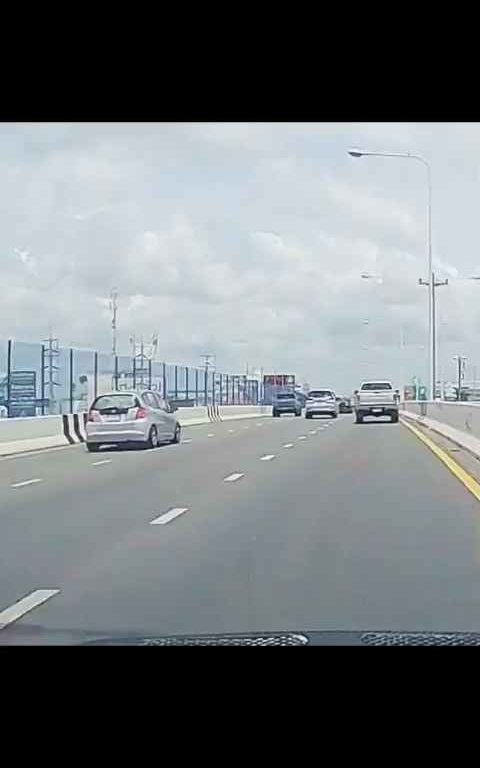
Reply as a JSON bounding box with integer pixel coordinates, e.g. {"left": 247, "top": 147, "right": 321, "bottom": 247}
{"left": 273, "top": 410, "right": 279, "bottom": 417}
{"left": 332, "top": 413, "right": 338, "bottom": 419}
{"left": 355, "top": 414, "right": 363, "bottom": 424}
{"left": 171, "top": 423, "right": 181, "bottom": 443}
{"left": 86, "top": 442, "right": 100, "bottom": 453}
{"left": 146, "top": 425, "right": 159, "bottom": 449}
{"left": 391, "top": 413, "right": 399, "bottom": 424}
{"left": 295, "top": 410, "right": 301, "bottom": 417}
{"left": 305, "top": 413, "right": 312, "bottom": 419}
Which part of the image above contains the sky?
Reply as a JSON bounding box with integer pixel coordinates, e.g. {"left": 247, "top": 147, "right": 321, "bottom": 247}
{"left": 1, "top": 121, "right": 480, "bottom": 392}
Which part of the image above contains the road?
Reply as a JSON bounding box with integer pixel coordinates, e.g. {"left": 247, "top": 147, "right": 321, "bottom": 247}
{"left": 2, "top": 413, "right": 480, "bottom": 643}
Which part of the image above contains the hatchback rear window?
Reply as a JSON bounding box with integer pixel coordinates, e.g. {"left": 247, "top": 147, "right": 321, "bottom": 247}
{"left": 360, "top": 383, "right": 392, "bottom": 391}
{"left": 275, "top": 393, "right": 295, "bottom": 400}
{"left": 308, "top": 391, "right": 334, "bottom": 399}
{"left": 92, "top": 394, "right": 139, "bottom": 411}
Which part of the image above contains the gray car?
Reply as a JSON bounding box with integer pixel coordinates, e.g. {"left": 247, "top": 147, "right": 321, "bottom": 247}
{"left": 86, "top": 390, "right": 181, "bottom": 452}
{"left": 272, "top": 392, "right": 302, "bottom": 417}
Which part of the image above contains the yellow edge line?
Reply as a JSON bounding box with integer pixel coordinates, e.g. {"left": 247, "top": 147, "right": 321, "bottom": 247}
{"left": 401, "top": 418, "right": 480, "bottom": 503}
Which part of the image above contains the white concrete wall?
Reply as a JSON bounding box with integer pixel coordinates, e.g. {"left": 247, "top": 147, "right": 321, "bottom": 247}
{"left": 401, "top": 400, "right": 480, "bottom": 438}
{"left": 0, "top": 405, "right": 271, "bottom": 457}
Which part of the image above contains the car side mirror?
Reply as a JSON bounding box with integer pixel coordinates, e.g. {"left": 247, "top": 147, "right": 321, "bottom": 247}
{"left": 169, "top": 403, "right": 178, "bottom": 413}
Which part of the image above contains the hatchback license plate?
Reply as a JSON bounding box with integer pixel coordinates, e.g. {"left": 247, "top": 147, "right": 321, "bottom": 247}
{"left": 372, "top": 408, "right": 383, "bottom": 414}
{"left": 105, "top": 414, "right": 121, "bottom": 422}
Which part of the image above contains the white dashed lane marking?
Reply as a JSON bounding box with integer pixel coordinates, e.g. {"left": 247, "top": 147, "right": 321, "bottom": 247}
{"left": 207, "top": 433, "right": 215, "bottom": 438}
{"left": 283, "top": 443, "right": 294, "bottom": 449}
{"left": 260, "top": 454, "right": 276, "bottom": 462}
{"left": 0, "top": 589, "right": 60, "bottom": 630}
{"left": 11, "top": 478, "right": 43, "bottom": 489}
{"left": 223, "top": 473, "right": 245, "bottom": 483}
{"left": 309, "top": 430, "right": 317, "bottom": 435}
{"left": 243, "top": 426, "right": 249, "bottom": 429}
{"left": 181, "top": 439, "right": 193, "bottom": 444}
{"left": 91, "top": 459, "right": 112, "bottom": 466}
{"left": 297, "top": 436, "right": 307, "bottom": 441}
{"left": 150, "top": 507, "right": 189, "bottom": 525}
{"left": 228, "top": 429, "right": 235, "bottom": 433}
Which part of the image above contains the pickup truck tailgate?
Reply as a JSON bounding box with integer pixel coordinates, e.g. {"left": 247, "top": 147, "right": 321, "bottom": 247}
{"left": 358, "top": 391, "right": 395, "bottom": 405}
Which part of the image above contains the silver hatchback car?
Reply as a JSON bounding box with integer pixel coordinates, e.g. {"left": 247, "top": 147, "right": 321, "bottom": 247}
{"left": 86, "top": 390, "right": 181, "bottom": 452}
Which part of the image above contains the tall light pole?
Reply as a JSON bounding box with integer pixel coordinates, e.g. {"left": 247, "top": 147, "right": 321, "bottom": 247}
{"left": 109, "top": 288, "right": 118, "bottom": 356}
{"left": 453, "top": 355, "right": 467, "bottom": 400}
{"left": 419, "top": 274, "right": 448, "bottom": 398}
{"left": 349, "top": 148, "right": 434, "bottom": 398}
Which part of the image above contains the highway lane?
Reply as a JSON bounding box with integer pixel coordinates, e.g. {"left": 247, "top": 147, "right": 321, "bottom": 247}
{"left": 3, "top": 413, "right": 480, "bottom": 642}
{"left": 0, "top": 414, "right": 315, "bottom": 612}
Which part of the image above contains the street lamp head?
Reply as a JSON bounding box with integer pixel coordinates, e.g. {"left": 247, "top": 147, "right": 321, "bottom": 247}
{"left": 348, "top": 149, "right": 364, "bottom": 158}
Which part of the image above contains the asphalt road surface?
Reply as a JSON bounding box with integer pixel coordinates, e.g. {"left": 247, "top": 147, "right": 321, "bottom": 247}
{"left": 2, "top": 413, "right": 480, "bottom": 643}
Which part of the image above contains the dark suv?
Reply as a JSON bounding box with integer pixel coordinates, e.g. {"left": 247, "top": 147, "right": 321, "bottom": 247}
{"left": 272, "top": 392, "right": 302, "bottom": 417}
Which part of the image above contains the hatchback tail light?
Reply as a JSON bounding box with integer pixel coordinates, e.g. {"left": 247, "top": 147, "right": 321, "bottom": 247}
{"left": 88, "top": 409, "right": 100, "bottom": 422}
{"left": 135, "top": 407, "right": 147, "bottom": 420}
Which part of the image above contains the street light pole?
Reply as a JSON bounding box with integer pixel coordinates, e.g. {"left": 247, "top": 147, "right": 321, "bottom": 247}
{"left": 453, "top": 355, "right": 467, "bottom": 400}
{"left": 419, "top": 273, "right": 448, "bottom": 398}
{"left": 349, "top": 149, "right": 434, "bottom": 398}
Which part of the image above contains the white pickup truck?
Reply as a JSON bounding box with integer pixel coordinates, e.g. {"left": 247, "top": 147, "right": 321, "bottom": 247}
{"left": 353, "top": 380, "right": 400, "bottom": 424}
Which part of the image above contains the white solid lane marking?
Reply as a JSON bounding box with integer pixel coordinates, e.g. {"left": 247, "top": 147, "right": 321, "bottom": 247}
{"left": 0, "top": 589, "right": 60, "bottom": 630}
{"left": 11, "top": 478, "right": 43, "bottom": 489}
{"left": 283, "top": 443, "right": 294, "bottom": 449}
{"left": 223, "top": 473, "right": 244, "bottom": 483}
{"left": 297, "top": 436, "right": 307, "bottom": 441}
{"left": 260, "top": 454, "right": 276, "bottom": 461}
{"left": 91, "top": 459, "right": 112, "bottom": 466}
{"left": 207, "top": 433, "right": 215, "bottom": 438}
{"left": 150, "top": 507, "right": 189, "bottom": 525}
{"left": 182, "top": 439, "right": 193, "bottom": 444}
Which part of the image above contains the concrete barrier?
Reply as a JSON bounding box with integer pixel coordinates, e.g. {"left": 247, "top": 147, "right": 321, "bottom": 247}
{"left": 0, "top": 413, "right": 87, "bottom": 457}
{"left": 218, "top": 405, "right": 269, "bottom": 421}
{"left": 176, "top": 407, "right": 211, "bottom": 427}
{"left": 177, "top": 404, "right": 269, "bottom": 425}
{"left": 0, "top": 405, "right": 270, "bottom": 457}
{"left": 401, "top": 400, "right": 480, "bottom": 459}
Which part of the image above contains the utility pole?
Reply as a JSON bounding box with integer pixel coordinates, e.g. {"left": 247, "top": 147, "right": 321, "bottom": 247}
{"left": 453, "top": 355, "right": 467, "bottom": 401}
{"left": 110, "top": 288, "right": 118, "bottom": 356}
{"left": 419, "top": 273, "right": 448, "bottom": 398}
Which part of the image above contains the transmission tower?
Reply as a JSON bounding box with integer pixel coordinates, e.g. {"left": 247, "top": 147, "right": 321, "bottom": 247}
{"left": 42, "top": 335, "right": 60, "bottom": 414}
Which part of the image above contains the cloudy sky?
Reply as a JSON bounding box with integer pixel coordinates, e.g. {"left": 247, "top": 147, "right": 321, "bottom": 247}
{"left": 1, "top": 121, "right": 480, "bottom": 391}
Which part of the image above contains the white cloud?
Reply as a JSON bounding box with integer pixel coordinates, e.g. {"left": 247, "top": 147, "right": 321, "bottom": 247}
{"left": 1, "top": 122, "right": 480, "bottom": 390}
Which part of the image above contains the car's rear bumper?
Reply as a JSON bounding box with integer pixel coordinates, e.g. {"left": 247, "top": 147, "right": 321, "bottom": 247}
{"left": 86, "top": 422, "right": 148, "bottom": 443}
{"left": 306, "top": 408, "right": 337, "bottom": 416}
{"left": 356, "top": 407, "right": 398, "bottom": 417}
{"left": 273, "top": 407, "right": 298, "bottom": 413}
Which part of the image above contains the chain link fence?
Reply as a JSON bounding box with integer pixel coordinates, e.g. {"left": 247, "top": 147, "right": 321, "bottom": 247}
{"left": 0, "top": 338, "right": 260, "bottom": 417}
